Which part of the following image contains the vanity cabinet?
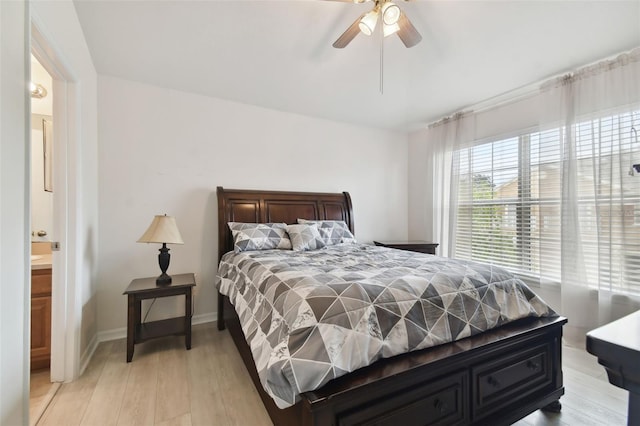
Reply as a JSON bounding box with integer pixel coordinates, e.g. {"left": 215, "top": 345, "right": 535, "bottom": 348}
{"left": 31, "top": 268, "right": 52, "bottom": 371}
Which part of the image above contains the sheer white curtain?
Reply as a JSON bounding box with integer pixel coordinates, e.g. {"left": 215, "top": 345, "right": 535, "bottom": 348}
{"left": 538, "top": 48, "right": 640, "bottom": 343}
{"left": 425, "top": 112, "right": 475, "bottom": 257}
{"left": 419, "top": 48, "right": 640, "bottom": 345}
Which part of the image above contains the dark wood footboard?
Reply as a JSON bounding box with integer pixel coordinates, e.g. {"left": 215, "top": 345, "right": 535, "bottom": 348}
{"left": 221, "top": 294, "right": 566, "bottom": 426}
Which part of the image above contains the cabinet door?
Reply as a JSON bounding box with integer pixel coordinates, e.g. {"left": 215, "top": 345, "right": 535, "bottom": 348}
{"left": 31, "top": 268, "right": 52, "bottom": 370}
{"left": 31, "top": 295, "right": 52, "bottom": 370}
{"left": 32, "top": 269, "right": 52, "bottom": 297}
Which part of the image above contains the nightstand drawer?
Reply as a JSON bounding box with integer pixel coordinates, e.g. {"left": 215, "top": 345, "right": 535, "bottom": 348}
{"left": 373, "top": 241, "right": 439, "bottom": 255}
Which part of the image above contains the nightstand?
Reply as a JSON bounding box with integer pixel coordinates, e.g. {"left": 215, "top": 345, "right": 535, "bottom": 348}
{"left": 123, "top": 273, "right": 195, "bottom": 362}
{"left": 373, "top": 240, "right": 439, "bottom": 255}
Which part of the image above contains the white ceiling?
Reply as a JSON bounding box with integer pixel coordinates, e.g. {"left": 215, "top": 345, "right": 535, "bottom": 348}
{"left": 73, "top": 0, "right": 640, "bottom": 131}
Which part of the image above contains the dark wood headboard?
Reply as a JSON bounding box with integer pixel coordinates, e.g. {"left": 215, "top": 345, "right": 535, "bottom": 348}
{"left": 216, "top": 186, "right": 354, "bottom": 260}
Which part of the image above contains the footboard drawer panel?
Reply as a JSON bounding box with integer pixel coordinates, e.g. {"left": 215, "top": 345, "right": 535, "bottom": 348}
{"left": 472, "top": 342, "right": 553, "bottom": 420}
{"left": 338, "top": 371, "right": 469, "bottom": 426}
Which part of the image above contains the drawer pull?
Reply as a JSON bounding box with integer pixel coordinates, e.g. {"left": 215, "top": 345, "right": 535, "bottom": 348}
{"left": 487, "top": 376, "right": 501, "bottom": 388}
{"left": 526, "top": 360, "right": 540, "bottom": 370}
{"left": 433, "top": 398, "right": 448, "bottom": 414}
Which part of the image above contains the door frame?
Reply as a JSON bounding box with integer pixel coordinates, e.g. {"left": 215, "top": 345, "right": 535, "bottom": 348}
{"left": 30, "top": 20, "right": 79, "bottom": 383}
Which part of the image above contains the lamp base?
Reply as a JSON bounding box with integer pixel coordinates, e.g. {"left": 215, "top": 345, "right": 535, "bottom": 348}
{"left": 156, "top": 244, "right": 172, "bottom": 286}
{"left": 156, "top": 273, "right": 172, "bottom": 286}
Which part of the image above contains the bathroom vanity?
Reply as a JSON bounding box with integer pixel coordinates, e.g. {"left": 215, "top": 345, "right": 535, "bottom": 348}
{"left": 31, "top": 251, "right": 52, "bottom": 371}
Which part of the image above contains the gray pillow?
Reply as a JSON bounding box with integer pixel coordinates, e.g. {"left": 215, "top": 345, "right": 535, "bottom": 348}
{"left": 286, "top": 223, "right": 326, "bottom": 252}
{"left": 228, "top": 222, "right": 292, "bottom": 253}
{"left": 297, "top": 219, "right": 356, "bottom": 246}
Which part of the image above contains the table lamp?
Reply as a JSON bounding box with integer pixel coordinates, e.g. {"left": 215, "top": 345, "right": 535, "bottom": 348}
{"left": 137, "top": 214, "right": 184, "bottom": 285}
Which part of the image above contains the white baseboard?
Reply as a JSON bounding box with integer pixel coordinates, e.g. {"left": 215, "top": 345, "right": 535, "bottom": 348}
{"left": 193, "top": 312, "right": 216, "bottom": 326}
{"left": 97, "top": 326, "right": 127, "bottom": 343}
{"left": 96, "top": 312, "right": 217, "bottom": 343}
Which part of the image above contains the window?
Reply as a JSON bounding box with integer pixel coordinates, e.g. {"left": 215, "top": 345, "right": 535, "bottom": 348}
{"left": 455, "top": 111, "right": 640, "bottom": 296}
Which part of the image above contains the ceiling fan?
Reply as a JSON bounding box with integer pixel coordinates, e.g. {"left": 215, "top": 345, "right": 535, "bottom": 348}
{"left": 332, "top": 0, "right": 422, "bottom": 49}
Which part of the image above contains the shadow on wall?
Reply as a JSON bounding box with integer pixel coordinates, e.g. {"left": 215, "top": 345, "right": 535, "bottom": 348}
{"left": 171, "top": 187, "right": 219, "bottom": 322}
{"left": 82, "top": 227, "right": 98, "bottom": 363}
{"left": 199, "top": 189, "right": 219, "bottom": 286}
{"left": 81, "top": 295, "right": 97, "bottom": 359}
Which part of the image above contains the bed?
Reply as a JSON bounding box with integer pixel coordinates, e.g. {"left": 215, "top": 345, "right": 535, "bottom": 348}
{"left": 215, "top": 186, "right": 567, "bottom": 426}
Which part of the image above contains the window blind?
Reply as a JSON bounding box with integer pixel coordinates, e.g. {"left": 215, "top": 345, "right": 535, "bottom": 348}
{"left": 455, "top": 110, "right": 640, "bottom": 296}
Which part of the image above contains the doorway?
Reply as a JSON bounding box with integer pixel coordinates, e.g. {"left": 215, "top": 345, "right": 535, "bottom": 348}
{"left": 28, "top": 52, "right": 59, "bottom": 426}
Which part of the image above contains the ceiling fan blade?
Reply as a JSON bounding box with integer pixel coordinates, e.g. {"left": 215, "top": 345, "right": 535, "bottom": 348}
{"left": 396, "top": 11, "right": 422, "bottom": 48}
{"left": 333, "top": 13, "right": 365, "bottom": 48}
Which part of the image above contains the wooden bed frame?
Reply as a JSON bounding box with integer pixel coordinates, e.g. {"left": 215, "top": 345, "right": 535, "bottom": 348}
{"left": 216, "top": 186, "right": 567, "bottom": 426}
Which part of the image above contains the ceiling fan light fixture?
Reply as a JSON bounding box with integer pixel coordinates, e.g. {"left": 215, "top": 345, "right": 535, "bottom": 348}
{"left": 331, "top": 0, "right": 421, "bottom": 49}
{"left": 358, "top": 9, "right": 379, "bottom": 36}
{"left": 383, "top": 22, "right": 400, "bottom": 37}
{"left": 381, "top": 2, "right": 400, "bottom": 25}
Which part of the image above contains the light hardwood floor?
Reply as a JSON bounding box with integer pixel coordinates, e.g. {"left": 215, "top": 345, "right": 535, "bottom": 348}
{"left": 34, "top": 323, "right": 628, "bottom": 426}
{"left": 30, "top": 369, "right": 60, "bottom": 426}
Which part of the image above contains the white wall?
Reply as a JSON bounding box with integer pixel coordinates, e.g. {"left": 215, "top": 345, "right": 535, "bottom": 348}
{"left": 97, "top": 75, "right": 409, "bottom": 335}
{"left": 0, "top": 0, "right": 30, "bottom": 424}
{"left": 31, "top": 0, "right": 99, "bottom": 377}
{"left": 407, "top": 128, "right": 430, "bottom": 242}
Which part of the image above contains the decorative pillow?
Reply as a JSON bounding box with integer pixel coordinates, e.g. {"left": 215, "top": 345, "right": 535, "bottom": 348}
{"left": 286, "top": 223, "right": 326, "bottom": 252}
{"left": 228, "top": 222, "right": 292, "bottom": 253}
{"left": 297, "top": 219, "right": 357, "bottom": 245}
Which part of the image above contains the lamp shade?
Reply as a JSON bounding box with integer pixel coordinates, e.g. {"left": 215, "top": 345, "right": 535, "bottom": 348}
{"left": 383, "top": 22, "right": 400, "bottom": 37}
{"left": 381, "top": 2, "right": 400, "bottom": 25}
{"left": 358, "top": 9, "right": 379, "bottom": 36}
{"left": 137, "top": 215, "right": 184, "bottom": 245}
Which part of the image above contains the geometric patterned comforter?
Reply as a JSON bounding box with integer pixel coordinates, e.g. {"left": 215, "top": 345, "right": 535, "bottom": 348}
{"left": 216, "top": 243, "right": 556, "bottom": 408}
